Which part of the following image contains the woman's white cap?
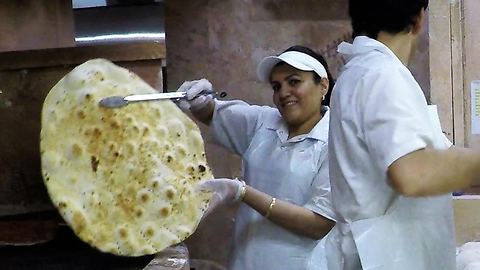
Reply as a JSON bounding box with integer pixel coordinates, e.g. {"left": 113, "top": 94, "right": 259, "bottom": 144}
{"left": 256, "top": 51, "right": 328, "bottom": 82}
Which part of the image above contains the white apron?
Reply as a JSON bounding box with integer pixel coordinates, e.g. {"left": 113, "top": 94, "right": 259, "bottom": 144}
{"left": 230, "top": 114, "right": 330, "bottom": 270}
{"left": 326, "top": 106, "right": 456, "bottom": 270}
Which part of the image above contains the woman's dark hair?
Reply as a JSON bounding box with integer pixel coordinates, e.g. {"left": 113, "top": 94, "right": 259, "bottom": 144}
{"left": 349, "top": 0, "right": 429, "bottom": 39}
{"left": 279, "top": 45, "right": 335, "bottom": 106}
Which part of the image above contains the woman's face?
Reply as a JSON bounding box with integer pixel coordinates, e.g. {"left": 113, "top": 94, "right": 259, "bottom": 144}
{"left": 270, "top": 64, "right": 328, "bottom": 128}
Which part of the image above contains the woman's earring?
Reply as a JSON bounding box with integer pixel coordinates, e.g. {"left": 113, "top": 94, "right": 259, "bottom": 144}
{"left": 322, "top": 95, "right": 325, "bottom": 101}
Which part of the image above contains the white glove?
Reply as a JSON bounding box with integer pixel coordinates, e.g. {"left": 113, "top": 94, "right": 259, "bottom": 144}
{"left": 196, "top": 178, "right": 244, "bottom": 217}
{"left": 176, "top": 78, "right": 213, "bottom": 111}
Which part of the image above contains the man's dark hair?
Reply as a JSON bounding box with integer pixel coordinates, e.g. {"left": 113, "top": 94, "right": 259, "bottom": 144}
{"left": 349, "top": 0, "right": 429, "bottom": 39}
{"left": 281, "top": 45, "right": 335, "bottom": 106}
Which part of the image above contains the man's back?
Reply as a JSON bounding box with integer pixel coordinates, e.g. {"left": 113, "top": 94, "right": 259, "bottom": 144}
{"left": 326, "top": 36, "right": 456, "bottom": 270}
{"left": 328, "top": 36, "right": 430, "bottom": 221}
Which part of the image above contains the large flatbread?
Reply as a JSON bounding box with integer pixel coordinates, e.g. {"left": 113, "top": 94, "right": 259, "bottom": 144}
{"left": 40, "top": 59, "right": 212, "bottom": 256}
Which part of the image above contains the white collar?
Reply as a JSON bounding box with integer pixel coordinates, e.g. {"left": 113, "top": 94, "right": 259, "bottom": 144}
{"left": 267, "top": 106, "right": 329, "bottom": 143}
{"left": 337, "top": 36, "right": 403, "bottom": 66}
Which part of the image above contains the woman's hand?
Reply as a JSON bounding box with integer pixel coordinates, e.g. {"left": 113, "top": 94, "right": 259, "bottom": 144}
{"left": 176, "top": 79, "right": 216, "bottom": 124}
{"left": 196, "top": 178, "right": 244, "bottom": 217}
{"left": 176, "top": 78, "right": 213, "bottom": 111}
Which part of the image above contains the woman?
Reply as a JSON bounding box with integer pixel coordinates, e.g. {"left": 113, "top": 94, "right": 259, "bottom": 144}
{"left": 178, "top": 46, "right": 335, "bottom": 270}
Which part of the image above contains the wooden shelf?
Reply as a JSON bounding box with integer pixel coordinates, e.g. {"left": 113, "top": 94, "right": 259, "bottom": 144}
{"left": 0, "top": 41, "right": 166, "bottom": 71}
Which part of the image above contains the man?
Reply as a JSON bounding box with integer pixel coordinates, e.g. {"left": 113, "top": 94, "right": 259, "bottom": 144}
{"left": 327, "top": 1, "right": 480, "bottom": 269}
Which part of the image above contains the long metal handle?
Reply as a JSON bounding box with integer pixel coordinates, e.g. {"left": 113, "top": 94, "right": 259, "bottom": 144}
{"left": 124, "top": 89, "right": 225, "bottom": 103}
{"left": 125, "top": 92, "right": 187, "bottom": 102}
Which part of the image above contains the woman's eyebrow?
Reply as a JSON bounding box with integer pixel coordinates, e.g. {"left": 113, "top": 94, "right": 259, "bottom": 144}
{"left": 270, "top": 73, "right": 301, "bottom": 84}
{"left": 285, "top": 74, "right": 300, "bottom": 80}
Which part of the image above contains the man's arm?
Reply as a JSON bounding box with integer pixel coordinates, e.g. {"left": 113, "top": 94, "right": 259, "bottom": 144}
{"left": 388, "top": 147, "right": 480, "bottom": 197}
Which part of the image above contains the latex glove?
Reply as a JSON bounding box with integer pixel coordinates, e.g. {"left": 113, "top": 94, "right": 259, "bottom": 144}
{"left": 196, "top": 178, "right": 244, "bottom": 217}
{"left": 176, "top": 78, "right": 213, "bottom": 111}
